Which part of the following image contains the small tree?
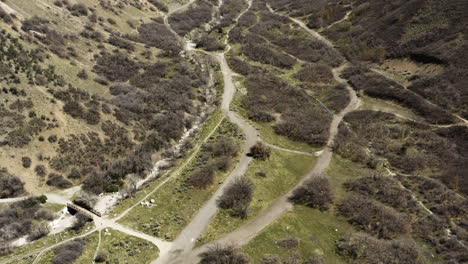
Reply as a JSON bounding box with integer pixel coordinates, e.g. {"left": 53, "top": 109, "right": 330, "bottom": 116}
{"left": 289, "top": 175, "right": 334, "bottom": 211}
{"left": 217, "top": 178, "right": 254, "bottom": 218}
{"left": 187, "top": 165, "right": 215, "bottom": 189}
{"left": 22, "top": 157, "right": 32, "bottom": 168}
{"left": 249, "top": 142, "right": 271, "bottom": 160}
{"left": 199, "top": 244, "right": 250, "bottom": 264}
{"left": 34, "top": 164, "right": 47, "bottom": 177}
{"left": 95, "top": 249, "right": 109, "bottom": 262}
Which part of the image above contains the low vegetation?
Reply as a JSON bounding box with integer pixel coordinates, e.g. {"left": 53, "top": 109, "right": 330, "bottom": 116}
{"left": 217, "top": 178, "right": 254, "bottom": 218}
{"left": 0, "top": 196, "right": 53, "bottom": 255}
{"left": 199, "top": 244, "right": 250, "bottom": 264}
{"left": 289, "top": 176, "right": 333, "bottom": 211}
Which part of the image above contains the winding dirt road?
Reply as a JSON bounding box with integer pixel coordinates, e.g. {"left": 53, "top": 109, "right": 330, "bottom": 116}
{"left": 154, "top": 2, "right": 360, "bottom": 264}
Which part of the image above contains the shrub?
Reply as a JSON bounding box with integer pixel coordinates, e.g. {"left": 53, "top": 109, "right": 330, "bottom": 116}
{"left": 337, "top": 195, "right": 411, "bottom": 239}
{"left": 67, "top": 168, "right": 81, "bottom": 179}
{"left": 29, "top": 221, "right": 50, "bottom": 240}
{"left": 52, "top": 238, "right": 85, "bottom": 264}
{"left": 77, "top": 69, "right": 88, "bottom": 79}
{"left": 48, "top": 135, "right": 58, "bottom": 143}
{"left": 63, "top": 101, "right": 84, "bottom": 118}
{"left": 46, "top": 173, "right": 72, "bottom": 189}
{"left": 71, "top": 212, "right": 90, "bottom": 230}
{"left": 337, "top": 233, "right": 425, "bottom": 264}
{"left": 217, "top": 178, "right": 254, "bottom": 218}
{"left": 277, "top": 237, "right": 300, "bottom": 250}
{"left": 22, "top": 157, "right": 32, "bottom": 168}
{"left": 93, "top": 52, "right": 139, "bottom": 82}
{"left": 289, "top": 176, "right": 333, "bottom": 211}
{"left": 0, "top": 169, "right": 25, "bottom": 198}
{"left": 68, "top": 4, "right": 88, "bottom": 16}
{"left": 262, "top": 255, "right": 281, "bottom": 264}
{"left": 249, "top": 142, "right": 271, "bottom": 160}
{"left": 95, "top": 249, "right": 109, "bottom": 262}
{"left": 187, "top": 165, "right": 215, "bottom": 189}
{"left": 199, "top": 244, "right": 250, "bottom": 264}
{"left": 344, "top": 175, "right": 419, "bottom": 213}
{"left": 35, "top": 165, "right": 47, "bottom": 177}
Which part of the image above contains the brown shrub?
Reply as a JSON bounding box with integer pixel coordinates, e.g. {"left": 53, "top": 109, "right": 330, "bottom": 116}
{"left": 35, "top": 165, "right": 47, "bottom": 177}
{"left": 337, "top": 233, "right": 425, "bottom": 264}
{"left": 217, "top": 177, "right": 254, "bottom": 218}
{"left": 199, "top": 244, "right": 249, "bottom": 264}
{"left": 0, "top": 169, "right": 25, "bottom": 198}
{"left": 337, "top": 195, "right": 411, "bottom": 239}
{"left": 22, "top": 157, "right": 32, "bottom": 168}
{"left": 187, "top": 165, "right": 215, "bottom": 189}
{"left": 289, "top": 176, "right": 334, "bottom": 211}
{"left": 46, "top": 173, "right": 72, "bottom": 189}
{"left": 249, "top": 142, "right": 271, "bottom": 160}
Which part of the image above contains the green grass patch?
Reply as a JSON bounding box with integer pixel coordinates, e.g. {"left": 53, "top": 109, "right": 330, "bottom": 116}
{"left": 100, "top": 228, "right": 159, "bottom": 264}
{"left": 197, "top": 149, "right": 316, "bottom": 245}
{"left": 44, "top": 203, "right": 66, "bottom": 214}
{"left": 118, "top": 120, "right": 243, "bottom": 240}
{"left": 243, "top": 205, "right": 353, "bottom": 263}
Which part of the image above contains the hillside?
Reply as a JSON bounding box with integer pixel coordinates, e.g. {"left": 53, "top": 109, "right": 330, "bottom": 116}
{"left": 0, "top": 0, "right": 466, "bottom": 264}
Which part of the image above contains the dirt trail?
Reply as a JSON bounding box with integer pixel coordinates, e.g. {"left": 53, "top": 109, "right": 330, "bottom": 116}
{"left": 173, "top": 6, "right": 361, "bottom": 264}
{"left": 92, "top": 230, "right": 102, "bottom": 264}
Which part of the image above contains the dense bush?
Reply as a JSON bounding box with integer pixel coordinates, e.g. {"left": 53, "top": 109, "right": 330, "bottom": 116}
{"left": 95, "top": 249, "right": 109, "bottom": 262}
{"left": 0, "top": 168, "right": 25, "bottom": 198}
{"left": 345, "top": 69, "right": 456, "bottom": 125}
{"left": 289, "top": 176, "right": 333, "bottom": 211}
{"left": 93, "top": 52, "right": 139, "bottom": 82}
{"left": 199, "top": 244, "right": 250, "bottom": 264}
{"left": 337, "top": 233, "right": 425, "bottom": 264}
{"left": 217, "top": 178, "right": 254, "bottom": 218}
{"left": 29, "top": 221, "right": 50, "bottom": 240}
{"left": 52, "top": 238, "right": 85, "bottom": 264}
{"left": 46, "top": 173, "right": 72, "bottom": 189}
{"left": 22, "top": 157, "right": 32, "bottom": 168}
{"left": 337, "top": 195, "right": 411, "bottom": 239}
{"left": 135, "top": 22, "right": 182, "bottom": 54}
{"left": 344, "top": 175, "right": 420, "bottom": 213}
{"left": 108, "top": 35, "right": 135, "bottom": 51}
{"left": 187, "top": 165, "right": 216, "bottom": 189}
{"left": 249, "top": 142, "right": 271, "bottom": 160}
{"left": 35, "top": 164, "right": 47, "bottom": 177}
{"left": 168, "top": 0, "right": 214, "bottom": 36}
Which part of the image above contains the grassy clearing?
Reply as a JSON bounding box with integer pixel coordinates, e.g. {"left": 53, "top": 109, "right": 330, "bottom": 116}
{"left": 44, "top": 203, "right": 66, "bottom": 214}
{"left": 359, "top": 94, "right": 423, "bottom": 122}
{"left": 231, "top": 88, "right": 320, "bottom": 153}
{"left": 241, "top": 155, "right": 370, "bottom": 263}
{"left": 107, "top": 108, "right": 223, "bottom": 218}
{"left": 197, "top": 149, "right": 316, "bottom": 245}
{"left": 118, "top": 120, "right": 243, "bottom": 240}
{"left": 243, "top": 205, "right": 353, "bottom": 263}
{"left": 100, "top": 228, "right": 159, "bottom": 264}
